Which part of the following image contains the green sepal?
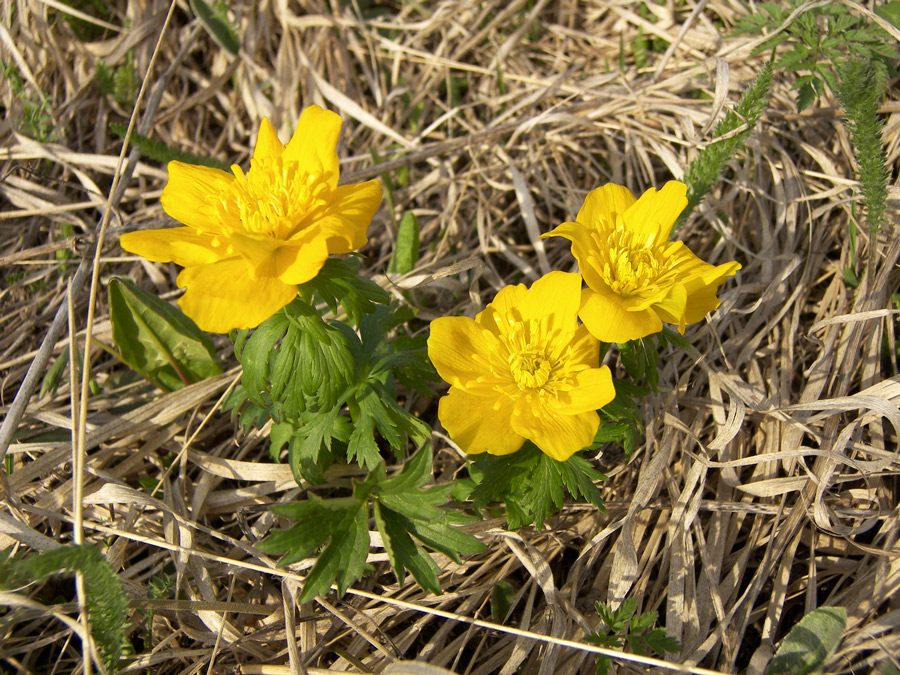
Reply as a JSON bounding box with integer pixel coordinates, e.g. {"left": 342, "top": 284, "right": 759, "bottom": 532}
{"left": 299, "top": 256, "right": 390, "bottom": 327}
{"left": 470, "top": 442, "right": 606, "bottom": 530}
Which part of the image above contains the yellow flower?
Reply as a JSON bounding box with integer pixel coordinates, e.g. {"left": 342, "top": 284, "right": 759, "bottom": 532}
{"left": 119, "top": 106, "right": 382, "bottom": 333}
{"left": 542, "top": 181, "right": 740, "bottom": 343}
{"left": 428, "top": 271, "right": 616, "bottom": 462}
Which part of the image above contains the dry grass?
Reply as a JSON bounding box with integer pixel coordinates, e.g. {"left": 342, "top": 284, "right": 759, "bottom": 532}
{"left": 1, "top": 1, "right": 899, "bottom": 673}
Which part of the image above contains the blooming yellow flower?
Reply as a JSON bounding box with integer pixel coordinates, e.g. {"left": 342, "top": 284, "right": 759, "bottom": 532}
{"left": 428, "top": 271, "right": 616, "bottom": 462}
{"left": 119, "top": 106, "right": 382, "bottom": 333}
{"left": 541, "top": 181, "right": 740, "bottom": 343}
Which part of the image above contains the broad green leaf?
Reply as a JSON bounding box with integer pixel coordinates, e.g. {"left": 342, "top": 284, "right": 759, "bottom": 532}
{"left": 388, "top": 211, "right": 420, "bottom": 275}
{"left": 491, "top": 580, "right": 515, "bottom": 624}
{"left": 766, "top": 606, "right": 846, "bottom": 675}
{"left": 189, "top": 0, "right": 240, "bottom": 57}
{"left": 875, "top": 2, "right": 900, "bottom": 31}
{"left": 108, "top": 277, "right": 222, "bottom": 391}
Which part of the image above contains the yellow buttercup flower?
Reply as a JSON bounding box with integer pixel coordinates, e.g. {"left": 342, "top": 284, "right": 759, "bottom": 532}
{"left": 119, "top": 106, "right": 382, "bottom": 333}
{"left": 428, "top": 271, "right": 616, "bottom": 462}
{"left": 542, "top": 181, "right": 740, "bottom": 343}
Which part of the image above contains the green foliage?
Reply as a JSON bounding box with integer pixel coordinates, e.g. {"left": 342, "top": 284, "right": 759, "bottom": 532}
{"left": 587, "top": 597, "right": 681, "bottom": 675}
{"left": 54, "top": 0, "right": 119, "bottom": 42}
{"left": 257, "top": 446, "right": 485, "bottom": 602}
{"left": 469, "top": 442, "right": 605, "bottom": 530}
{"left": 490, "top": 580, "right": 516, "bottom": 623}
{"left": 732, "top": 2, "right": 897, "bottom": 111}
{"left": 676, "top": 62, "right": 773, "bottom": 231}
{"left": 109, "top": 122, "right": 230, "bottom": 170}
{"left": 766, "top": 606, "right": 846, "bottom": 675}
{"left": 595, "top": 379, "right": 645, "bottom": 457}
{"left": 388, "top": 211, "right": 420, "bottom": 275}
{"left": 189, "top": 0, "right": 240, "bottom": 56}
{"left": 835, "top": 58, "right": 889, "bottom": 232}
{"left": 0, "top": 545, "right": 129, "bottom": 673}
{"left": 94, "top": 51, "right": 138, "bottom": 108}
{"left": 226, "top": 258, "right": 435, "bottom": 482}
{"left": 108, "top": 277, "right": 223, "bottom": 391}
{"left": 0, "top": 62, "right": 56, "bottom": 141}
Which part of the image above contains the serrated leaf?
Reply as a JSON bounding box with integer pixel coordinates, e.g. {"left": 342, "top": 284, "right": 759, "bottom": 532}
{"left": 388, "top": 211, "right": 420, "bottom": 275}
{"left": 379, "top": 444, "right": 434, "bottom": 494}
{"left": 189, "top": 0, "right": 240, "bottom": 56}
{"left": 629, "top": 610, "right": 657, "bottom": 633}
{"left": 260, "top": 495, "right": 369, "bottom": 602}
{"left": 766, "top": 607, "right": 846, "bottom": 675}
{"left": 298, "top": 503, "right": 368, "bottom": 602}
{"left": 374, "top": 502, "right": 442, "bottom": 594}
{"left": 644, "top": 627, "right": 681, "bottom": 655}
{"left": 406, "top": 519, "right": 485, "bottom": 560}
{"left": 526, "top": 452, "right": 564, "bottom": 529}
{"left": 613, "top": 597, "right": 638, "bottom": 625}
{"left": 108, "top": 277, "right": 222, "bottom": 391}
{"left": 300, "top": 257, "right": 390, "bottom": 327}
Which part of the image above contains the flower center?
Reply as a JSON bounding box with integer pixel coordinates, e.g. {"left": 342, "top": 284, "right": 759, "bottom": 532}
{"left": 509, "top": 351, "right": 552, "bottom": 390}
{"left": 596, "top": 227, "right": 668, "bottom": 295}
{"left": 220, "top": 159, "right": 332, "bottom": 241}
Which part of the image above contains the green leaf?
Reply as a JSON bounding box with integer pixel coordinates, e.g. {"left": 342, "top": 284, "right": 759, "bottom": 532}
{"left": 388, "top": 211, "right": 420, "bottom": 275}
{"left": 644, "top": 627, "right": 682, "bottom": 655}
{"left": 40, "top": 345, "right": 80, "bottom": 398}
{"left": 766, "top": 607, "right": 846, "bottom": 675}
{"left": 189, "top": 0, "right": 240, "bottom": 56}
{"left": 0, "top": 545, "right": 129, "bottom": 672}
{"left": 109, "top": 122, "right": 229, "bottom": 170}
{"left": 259, "top": 495, "right": 369, "bottom": 602}
{"left": 108, "top": 277, "right": 222, "bottom": 391}
{"left": 300, "top": 257, "right": 390, "bottom": 328}
{"left": 629, "top": 609, "right": 658, "bottom": 633}
{"left": 874, "top": 3, "right": 900, "bottom": 30}
{"left": 374, "top": 501, "right": 443, "bottom": 594}
{"left": 491, "top": 580, "right": 515, "bottom": 623}
{"left": 526, "top": 452, "right": 563, "bottom": 529}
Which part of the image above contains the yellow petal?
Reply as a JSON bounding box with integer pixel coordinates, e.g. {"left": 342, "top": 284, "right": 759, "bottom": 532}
{"left": 576, "top": 183, "right": 637, "bottom": 229}
{"left": 512, "top": 406, "right": 599, "bottom": 462}
{"left": 552, "top": 366, "right": 616, "bottom": 415}
{"left": 622, "top": 180, "right": 687, "bottom": 245}
{"left": 176, "top": 258, "right": 297, "bottom": 333}
{"left": 160, "top": 162, "right": 233, "bottom": 232}
{"left": 438, "top": 388, "right": 525, "bottom": 456}
{"left": 311, "top": 179, "right": 382, "bottom": 253}
{"left": 649, "top": 282, "right": 688, "bottom": 331}
{"left": 428, "top": 317, "right": 499, "bottom": 388}
{"left": 540, "top": 221, "right": 609, "bottom": 293}
{"left": 274, "top": 236, "right": 329, "bottom": 285}
{"left": 283, "top": 105, "right": 342, "bottom": 187}
{"left": 566, "top": 324, "right": 601, "bottom": 367}
{"left": 515, "top": 271, "right": 581, "bottom": 331}
{"left": 475, "top": 283, "right": 527, "bottom": 336}
{"left": 252, "top": 118, "right": 285, "bottom": 160}
{"left": 579, "top": 287, "right": 662, "bottom": 343}
{"left": 679, "top": 260, "right": 741, "bottom": 325}
{"left": 229, "top": 232, "right": 282, "bottom": 277}
{"left": 119, "top": 227, "right": 225, "bottom": 266}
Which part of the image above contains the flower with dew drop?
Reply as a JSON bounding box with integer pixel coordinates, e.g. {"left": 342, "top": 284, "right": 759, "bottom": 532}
{"left": 119, "top": 105, "right": 382, "bottom": 333}
{"left": 541, "top": 181, "right": 740, "bottom": 343}
{"left": 428, "top": 271, "right": 616, "bottom": 462}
